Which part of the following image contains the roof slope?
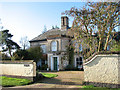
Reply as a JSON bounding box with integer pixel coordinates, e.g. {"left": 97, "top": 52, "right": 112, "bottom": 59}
{"left": 30, "top": 28, "right": 68, "bottom": 42}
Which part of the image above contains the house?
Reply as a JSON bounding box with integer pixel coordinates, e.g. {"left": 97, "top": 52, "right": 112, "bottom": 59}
{"left": 29, "top": 16, "right": 83, "bottom": 71}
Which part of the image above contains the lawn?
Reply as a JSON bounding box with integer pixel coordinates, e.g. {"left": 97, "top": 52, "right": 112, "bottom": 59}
{"left": 40, "top": 72, "right": 58, "bottom": 78}
{"left": 0, "top": 76, "right": 32, "bottom": 87}
{"left": 82, "top": 85, "right": 120, "bottom": 89}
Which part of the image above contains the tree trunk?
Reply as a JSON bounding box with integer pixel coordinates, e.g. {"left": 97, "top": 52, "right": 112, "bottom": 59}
{"left": 104, "top": 35, "right": 110, "bottom": 51}
{"left": 98, "top": 37, "right": 102, "bottom": 52}
{"left": 8, "top": 47, "right": 12, "bottom": 58}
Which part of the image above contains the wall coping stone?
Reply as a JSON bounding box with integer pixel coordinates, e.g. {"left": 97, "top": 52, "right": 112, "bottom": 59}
{"left": 0, "top": 60, "right": 34, "bottom": 64}
{"left": 84, "top": 51, "right": 120, "bottom": 63}
{"left": 84, "top": 54, "right": 120, "bottom": 65}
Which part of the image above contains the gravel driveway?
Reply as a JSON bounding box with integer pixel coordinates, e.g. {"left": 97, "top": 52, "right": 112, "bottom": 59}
{"left": 4, "top": 71, "right": 84, "bottom": 88}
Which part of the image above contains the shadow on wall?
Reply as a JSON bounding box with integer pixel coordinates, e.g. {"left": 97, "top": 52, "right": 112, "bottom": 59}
{"left": 84, "top": 56, "right": 118, "bottom": 67}
{"left": 84, "top": 56, "right": 101, "bottom": 67}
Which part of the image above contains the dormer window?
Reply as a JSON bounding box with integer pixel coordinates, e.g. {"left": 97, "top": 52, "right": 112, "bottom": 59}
{"left": 51, "top": 41, "right": 57, "bottom": 51}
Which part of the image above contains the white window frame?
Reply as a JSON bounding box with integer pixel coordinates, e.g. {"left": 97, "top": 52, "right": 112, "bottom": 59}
{"left": 79, "top": 44, "right": 82, "bottom": 52}
{"left": 51, "top": 41, "right": 57, "bottom": 51}
{"left": 41, "top": 44, "right": 46, "bottom": 53}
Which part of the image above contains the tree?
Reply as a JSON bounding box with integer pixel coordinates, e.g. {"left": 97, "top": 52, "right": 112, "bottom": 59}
{"left": 0, "top": 30, "right": 20, "bottom": 58}
{"left": 1, "top": 53, "right": 11, "bottom": 60}
{"left": 52, "top": 26, "right": 55, "bottom": 29}
{"left": 52, "top": 25, "right": 59, "bottom": 29}
{"left": 64, "top": 2, "right": 119, "bottom": 58}
{"left": 55, "top": 25, "right": 59, "bottom": 29}
{"left": 27, "top": 46, "right": 43, "bottom": 63}
{"left": 19, "top": 36, "right": 29, "bottom": 50}
{"left": 42, "top": 25, "right": 47, "bottom": 34}
{"left": 13, "top": 49, "right": 30, "bottom": 60}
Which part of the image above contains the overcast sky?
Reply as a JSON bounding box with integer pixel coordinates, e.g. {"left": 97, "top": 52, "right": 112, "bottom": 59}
{"left": 0, "top": 2, "right": 86, "bottom": 46}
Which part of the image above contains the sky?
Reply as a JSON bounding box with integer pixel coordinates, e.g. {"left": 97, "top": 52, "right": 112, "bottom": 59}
{"left": 0, "top": 2, "right": 86, "bottom": 47}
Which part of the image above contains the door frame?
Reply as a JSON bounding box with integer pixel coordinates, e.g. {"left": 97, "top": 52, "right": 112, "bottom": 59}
{"left": 51, "top": 56, "right": 59, "bottom": 71}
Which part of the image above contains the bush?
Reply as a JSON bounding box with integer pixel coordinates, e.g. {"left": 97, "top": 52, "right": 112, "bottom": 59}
{"left": 2, "top": 53, "right": 11, "bottom": 60}
{"left": 13, "top": 49, "right": 30, "bottom": 60}
{"left": 35, "top": 70, "right": 44, "bottom": 81}
{"left": 65, "top": 65, "right": 79, "bottom": 71}
{"left": 38, "top": 64, "right": 48, "bottom": 70}
{"left": 27, "top": 46, "right": 43, "bottom": 63}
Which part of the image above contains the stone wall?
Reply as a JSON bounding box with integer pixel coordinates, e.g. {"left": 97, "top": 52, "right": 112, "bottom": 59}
{"left": 84, "top": 54, "right": 120, "bottom": 88}
{"left": 0, "top": 60, "right": 36, "bottom": 81}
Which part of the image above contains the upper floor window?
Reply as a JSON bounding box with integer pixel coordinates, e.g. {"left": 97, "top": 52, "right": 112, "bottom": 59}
{"left": 107, "top": 45, "right": 110, "bottom": 51}
{"left": 75, "top": 43, "right": 82, "bottom": 52}
{"left": 79, "top": 44, "right": 82, "bottom": 52}
{"left": 41, "top": 44, "right": 46, "bottom": 53}
{"left": 51, "top": 41, "right": 57, "bottom": 51}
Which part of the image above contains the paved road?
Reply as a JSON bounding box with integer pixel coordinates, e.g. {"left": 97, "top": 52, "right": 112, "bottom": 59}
{"left": 5, "top": 71, "right": 84, "bottom": 88}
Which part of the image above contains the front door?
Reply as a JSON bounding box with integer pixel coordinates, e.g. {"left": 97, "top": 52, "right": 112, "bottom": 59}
{"left": 53, "top": 57, "right": 57, "bottom": 70}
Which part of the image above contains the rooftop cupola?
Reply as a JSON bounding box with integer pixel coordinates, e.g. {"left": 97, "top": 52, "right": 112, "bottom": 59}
{"left": 61, "top": 16, "right": 69, "bottom": 30}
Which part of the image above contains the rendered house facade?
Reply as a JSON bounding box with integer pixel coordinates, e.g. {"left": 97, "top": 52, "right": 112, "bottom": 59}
{"left": 29, "top": 16, "right": 83, "bottom": 71}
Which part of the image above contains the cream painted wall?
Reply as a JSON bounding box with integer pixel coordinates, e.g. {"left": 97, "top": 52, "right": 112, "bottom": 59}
{"left": 84, "top": 54, "right": 120, "bottom": 84}
{"left": 0, "top": 61, "right": 36, "bottom": 77}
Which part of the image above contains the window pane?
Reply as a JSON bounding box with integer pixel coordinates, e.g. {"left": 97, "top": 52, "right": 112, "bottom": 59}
{"left": 41, "top": 44, "right": 46, "bottom": 53}
{"left": 51, "top": 41, "right": 57, "bottom": 51}
{"left": 79, "top": 44, "right": 82, "bottom": 52}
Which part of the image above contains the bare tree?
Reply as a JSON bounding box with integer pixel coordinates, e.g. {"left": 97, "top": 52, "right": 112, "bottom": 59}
{"left": 19, "top": 36, "right": 30, "bottom": 50}
{"left": 64, "top": 2, "right": 119, "bottom": 58}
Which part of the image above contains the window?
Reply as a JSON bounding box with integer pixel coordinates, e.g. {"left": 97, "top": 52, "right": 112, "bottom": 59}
{"left": 79, "top": 44, "right": 82, "bottom": 52}
{"left": 41, "top": 44, "right": 46, "bottom": 53}
{"left": 76, "top": 57, "right": 83, "bottom": 68}
{"left": 107, "top": 45, "right": 110, "bottom": 51}
{"left": 51, "top": 41, "right": 57, "bottom": 51}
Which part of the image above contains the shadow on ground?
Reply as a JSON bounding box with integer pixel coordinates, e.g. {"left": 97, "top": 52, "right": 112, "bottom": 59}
{"left": 36, "top": 71, "right": 84, "bottom": 86}
{"left": 36, "top": 78, "right": 80, "bottom": 85}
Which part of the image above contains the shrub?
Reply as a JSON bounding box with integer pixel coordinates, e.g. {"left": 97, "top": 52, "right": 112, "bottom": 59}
{"left": 38, "top": 64, "right": 48, "bottom": 70}
{"left": 65, "top": 65, "right": 79, "bottom": 71}
{"left": 13, "top": 49, "right": 30, "bottom": 60}
{"left": 2, "top": 53, "right": 11, "bottom": 60}
{"left": 27, "top": 46, "right": 43, "bottom": 63}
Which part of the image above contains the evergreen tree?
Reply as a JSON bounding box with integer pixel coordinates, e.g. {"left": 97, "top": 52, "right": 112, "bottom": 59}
{"left": 0, "top": 30, "right": 20, "bottom": 58}
{"left": 42, "top": 25, "right": 47, "bottom": 33}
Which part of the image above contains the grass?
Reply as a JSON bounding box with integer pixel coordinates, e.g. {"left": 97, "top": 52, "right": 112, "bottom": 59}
{"left": 40, "top": 73, "right": 58, "bottom": 78}
{"left": 0, "top": 76, "right": 32, "bottom": 87}
{"left": 83, "top": 85, "right": 120, "bottom": 89}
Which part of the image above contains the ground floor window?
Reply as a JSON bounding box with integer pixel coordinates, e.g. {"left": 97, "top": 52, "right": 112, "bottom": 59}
{"left": 76, "top": 57, "right": 83, "bottom": 69}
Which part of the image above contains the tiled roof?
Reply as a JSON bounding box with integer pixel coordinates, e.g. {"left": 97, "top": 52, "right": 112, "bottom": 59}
{"left": 30, "top": 28, "right": 68, "bottom": 42}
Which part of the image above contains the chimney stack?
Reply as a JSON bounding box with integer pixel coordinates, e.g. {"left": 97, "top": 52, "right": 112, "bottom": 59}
{"left": 61, "top": 16, "right": 69, "bottom": 30}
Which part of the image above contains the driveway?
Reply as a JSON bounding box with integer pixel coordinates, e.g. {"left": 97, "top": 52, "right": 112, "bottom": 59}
{"left": 5, "top": 71, "right": 84, "bottom": 88}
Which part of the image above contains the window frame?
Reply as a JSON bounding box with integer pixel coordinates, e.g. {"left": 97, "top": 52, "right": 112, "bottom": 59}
{"left": 51, "top": 41, "right": 57, "bottom": 51}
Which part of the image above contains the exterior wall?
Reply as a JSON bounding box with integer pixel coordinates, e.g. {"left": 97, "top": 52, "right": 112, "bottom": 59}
{"left": 118, "top": 55, "right": 120, "bottom": 84}
{"left": 47, "top": 37, "right": 69, "bottom": 52}
{"left": 0, "top": 60, "right": 36, "bottom": 81}
{"left": 61, "top": 38, "right": 69, "bottom": 51}
{"left": 30, "top": 42, "right": 39, "bottom": 47}
{"left": 30, "top": 37, "right": 70, "bottom": 71}
{"left": 84, "top": 54, "right": 120, "bottom": 88}
{"left": 47, "top": 53, "right": 69, "bottom": 71}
